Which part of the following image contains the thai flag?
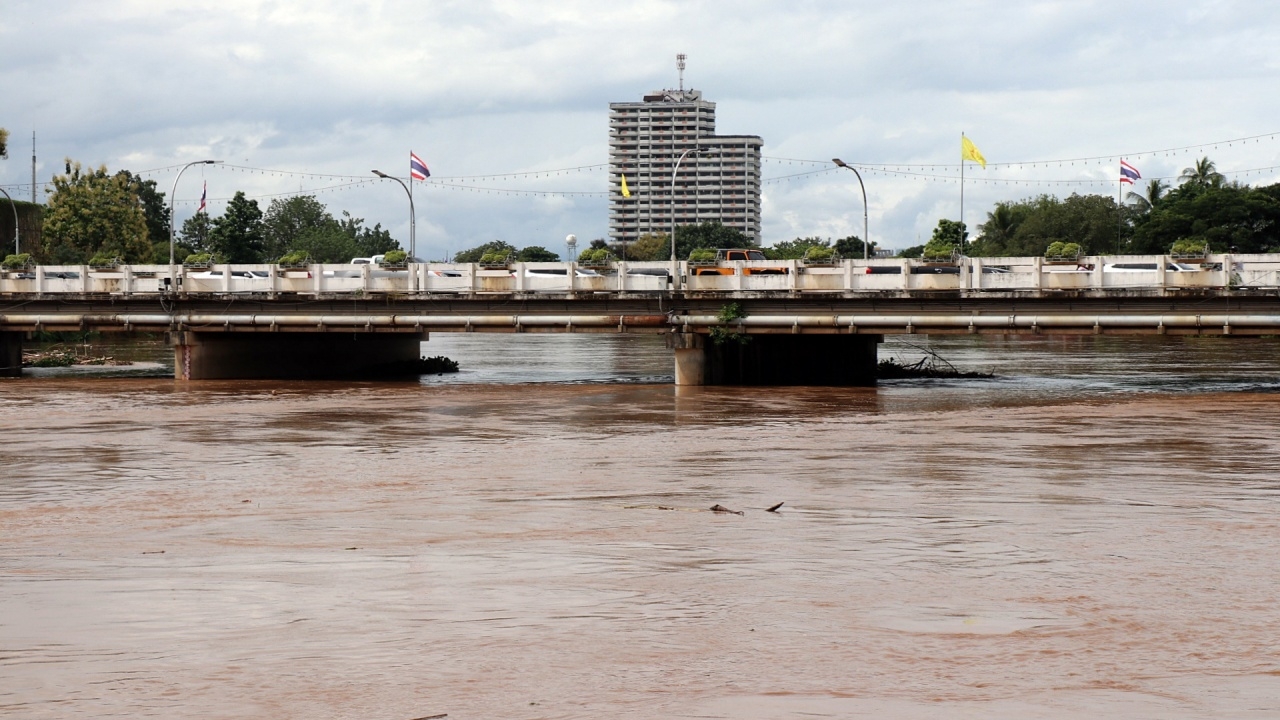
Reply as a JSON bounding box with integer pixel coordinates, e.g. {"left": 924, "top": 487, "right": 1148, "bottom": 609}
{"left": 198, "top": 181, "right": 207, "bottom": 213}
{"left": 410, "top": 152, "right": 430, "bottom": 181}
{"left": 1120, "top": 160, "right": 1141, "bottom": 185}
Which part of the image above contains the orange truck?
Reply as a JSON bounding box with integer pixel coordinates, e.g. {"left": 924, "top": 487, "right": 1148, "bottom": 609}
{"left": 690, "top": 249, "right": 789, "bottom": 276}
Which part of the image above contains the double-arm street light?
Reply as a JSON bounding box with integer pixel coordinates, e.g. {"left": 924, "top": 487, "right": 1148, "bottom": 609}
{"left": 373, "top": 170, "right": 416, "bottom": 260}
{"left": 169, "top": 160, "right": 221, "bottom": 266}
{"left": 0, "top": 187, "right": 18, "bottom": 254}
{"left": 832, "top": 158, "right": 870, "bottom": 260}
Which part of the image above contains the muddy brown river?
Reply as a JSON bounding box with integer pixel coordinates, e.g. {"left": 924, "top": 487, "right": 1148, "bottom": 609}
{"left": 2, "top": 334, "right": 1279, "bottom": 718}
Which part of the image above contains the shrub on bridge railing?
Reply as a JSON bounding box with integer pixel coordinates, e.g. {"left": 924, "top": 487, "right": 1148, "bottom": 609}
{"left": 577, "top": 248, "right": 614, "bottom": 266}
{"left": 88, "top": 253, "right": 121, "bottom": 269}
{"left": 379, "top": 249, "right": 408, "bottom": 266}
{"left": 687, "top": 248, "right": 717, "bottom": 265}
{"left": 277, "top": 251, "right": 311, "bottom": 268}
{"left": 183, "top": 253, "right": 216, "bottom": 268}
{"left": 1044, "top": 242, "right": 1082, "bottom": 262}
{"left": 1171, "top": 239, "right": 1209, "bottom": 259}
{"left": 801, "top": 246, "right": 838, "bottom": 265}
{"left": 479, "top": 251, "right": 514, "bottom": 268}
{"left": 2, "top": 253, "right": 32, "bottom": 270}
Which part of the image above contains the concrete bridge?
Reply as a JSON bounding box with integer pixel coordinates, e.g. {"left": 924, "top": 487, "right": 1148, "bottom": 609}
{"left": 3, "top": 253, "right": 1279, "bottom": 384}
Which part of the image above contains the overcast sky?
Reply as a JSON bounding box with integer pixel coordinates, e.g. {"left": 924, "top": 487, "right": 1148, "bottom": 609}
{"left": 3, "top": 0, "right": 1278, "bottom": 258}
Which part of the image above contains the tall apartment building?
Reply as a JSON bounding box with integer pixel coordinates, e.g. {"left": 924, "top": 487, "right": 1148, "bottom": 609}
{"left": 608, "top": 83, "right": 763, "bottom": 246}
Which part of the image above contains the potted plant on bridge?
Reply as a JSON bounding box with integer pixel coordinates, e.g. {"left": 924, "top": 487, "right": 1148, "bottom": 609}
{"left": 920, "top": 239, "right": 959, "bottom": 264}
{"left": 2, "top": 253, "right": 32, "bottom": 274}
{"left": 577, "top": 247, "right": 615, "bottom": 269}
{"left": 277, "top": 251, "right": 312, "bottom": 269}
{"left": 88, "top": 253, "right": 122, "bottom": 270}
{"left": 1043, "top": 241, "right": 1082, "bottom": 264}
{"left": 183, "top": 253, "right": 215, "bottom": 269}
{"left": 686, "top": 248, "right": 717, "bottom": 268}
{"left": 478, "top": 251, "right": 514, "bottom": 269}
{"left": 800, "top": 246, "right": 839, "bottom": 267}
{"left": 1170, "top": 239, "right": 1209, "bottom": 260}
{"left": 377, "top": 250, "right": 409, "bottom": 269}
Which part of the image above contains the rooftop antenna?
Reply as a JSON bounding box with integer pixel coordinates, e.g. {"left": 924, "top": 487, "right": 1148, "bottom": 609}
{"left": 677, "top": 53, "right": 686, "bottom": 91}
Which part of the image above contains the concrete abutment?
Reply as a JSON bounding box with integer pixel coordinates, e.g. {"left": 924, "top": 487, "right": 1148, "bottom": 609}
{"left": 169, "top": 331, "right": 426, "bottom": 380}
{"left": 668, "top": 332, "right": 881, "bottom": 386}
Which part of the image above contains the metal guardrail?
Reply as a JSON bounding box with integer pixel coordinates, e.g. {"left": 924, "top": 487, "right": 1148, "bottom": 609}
{"left": 0, "top": 255, "right": 1277, "bottom": 296}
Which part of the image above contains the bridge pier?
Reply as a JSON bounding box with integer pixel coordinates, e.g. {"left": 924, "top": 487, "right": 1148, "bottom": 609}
{"left": 669, "top": 332, "right": 881, "bottom": 386}
{"left": 168, "top": 331, "right": 426, "bottom": 380}
{"left": 0, "top": 331, "right": 21, "bottom": 377}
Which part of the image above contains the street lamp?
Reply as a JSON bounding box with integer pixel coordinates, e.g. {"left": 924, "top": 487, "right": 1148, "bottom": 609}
{"left": 169, "top": 159, "right": 221, "bottom": 288}
{"left": 832, "top": 158, "right": 870, "bottom": 260}
{"left": 372, "top": 170, "right": 416, "bottom": 260}
{"left": 670, "top": 148, "right": 700, "bottom": 263}
{"left": 0, "top": 187, "right": 18, "bottom": 255}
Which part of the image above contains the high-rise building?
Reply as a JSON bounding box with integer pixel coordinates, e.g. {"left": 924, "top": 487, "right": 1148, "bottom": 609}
{"left": 608, "top": 63, "right": 763, "bottom": 248}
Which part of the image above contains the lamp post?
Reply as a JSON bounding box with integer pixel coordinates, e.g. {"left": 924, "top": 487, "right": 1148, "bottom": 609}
{"left": 832, "top": 158, "right": 870, "bottom": 260}
{"left": 373, "top": 170, "right": 416, "bottom": 260}
{"left": 0, "top": 187, "right": 18, "bottom": 255}
{"left": 670, "top": 148, "right": 699, "bottom": 263}
{"left": 169, "top": 160, "right": 220, "bottom": 290}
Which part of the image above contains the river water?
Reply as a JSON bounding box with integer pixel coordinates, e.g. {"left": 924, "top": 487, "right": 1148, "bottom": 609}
{"left": 3, "top": 334, "right": 1279, "bottom": 719}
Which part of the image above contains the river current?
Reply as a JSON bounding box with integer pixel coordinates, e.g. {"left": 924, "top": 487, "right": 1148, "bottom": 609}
{"left": 2, "top": 333, "right": 1279, "bottom": 719}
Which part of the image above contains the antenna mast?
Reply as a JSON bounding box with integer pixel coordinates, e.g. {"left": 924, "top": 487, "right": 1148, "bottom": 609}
{"left": 31, "top": 131, "right": 36, "bottom": 203}
{"left": 677, "top": 53, "right": 686, "bottom": 91}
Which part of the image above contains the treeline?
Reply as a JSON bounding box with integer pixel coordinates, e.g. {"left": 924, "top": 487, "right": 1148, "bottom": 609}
{"left": 902, "top": 157, "right": 1280, "bottom": 258}
{"left": 30, "top": 160, "right": 401, "bottom": 264}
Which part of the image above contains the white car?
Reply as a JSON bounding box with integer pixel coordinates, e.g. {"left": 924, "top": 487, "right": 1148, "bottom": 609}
{"left": 189, "top": 269, "right": 271, "bottom": 280}
{"left": 1103, "top": 262, "right": 1200, "bottom": 272}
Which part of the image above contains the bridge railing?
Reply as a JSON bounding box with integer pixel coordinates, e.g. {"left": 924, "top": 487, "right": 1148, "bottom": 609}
{"left": 3, "top": 255, "right": 1280, "bottom": 295}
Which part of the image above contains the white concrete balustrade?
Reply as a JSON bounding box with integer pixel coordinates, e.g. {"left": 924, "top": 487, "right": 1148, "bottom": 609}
{"left": 1, "top": 255, "right": 1277, "bottom": 295}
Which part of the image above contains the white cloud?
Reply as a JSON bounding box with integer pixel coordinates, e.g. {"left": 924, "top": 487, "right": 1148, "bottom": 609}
{"left": 2, "top": 0, "right": 1279, "bottom": 259}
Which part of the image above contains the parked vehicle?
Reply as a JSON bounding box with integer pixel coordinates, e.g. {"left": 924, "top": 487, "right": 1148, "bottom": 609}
{"left": 691, "top": 249, "right": 789, "bottom": 276}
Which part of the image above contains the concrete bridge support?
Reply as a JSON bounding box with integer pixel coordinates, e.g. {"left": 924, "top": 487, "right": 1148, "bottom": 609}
{"left": 0, "top": 331, "right": 21, "bottom": 377}
{"left": 669, "top": 332, "right": 881, "bottom": 386}
{"left": 169, "top": 331, "right": 426, "bottom": 380}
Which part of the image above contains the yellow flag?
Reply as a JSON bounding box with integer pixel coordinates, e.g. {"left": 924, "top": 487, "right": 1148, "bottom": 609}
{"left": 961, "top": 135, "right": 987, "bottom": 168}
{"left": 621, "top": 174, "right": 632, "bottom": 198}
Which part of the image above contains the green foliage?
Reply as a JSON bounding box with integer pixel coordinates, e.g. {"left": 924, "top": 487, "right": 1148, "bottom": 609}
{"left": 342, "top": 212, "right": 400, "bottom": 258}
{"left": 277, "top": 250, "right": 311, "bottom": 266}
{"left": 834, "top": 235, "right": 875, "bottom": 258}
{"left": 611, "top": 232, "right": 669, "bottom": 261}
{"left": 454, "top": 240, "right": 516, "bottom": 263}
{"left": 419, "top": 355, "right": 460, "bottom": 373}
{"left": 672, "top": 221, "right": 753, "bottom": 261}
{"left": 2, "top": 253, "right": 32, "bottom": 269}
{"left": 1180, "top": 156, "right": 1225, "bottom": 189}
{"left": 88, "top": 252, "right": 120, "bottom": 267}
{"left": 927, "top": 219, "right": 967, "bottom": 255}
{"left": 381, "top": 249, "right": 408, "bottom": 264}
{"left": 0, "top": 127, "right": 7, "bottom": 159}
{"left": 709, "top": 302, "right": 750, "bottom": 346}
{"left": 184, "top": 252, "right": 214, "bottom": 265}
{"left": 42, "top": 160, "right": 151, "bottom": 263}
{"left": 479, "top": 251, "right": 512, "bottom": 265}
{"left": 180, "top": 212, "right": 213, "bottom": 253}
{"left": 970, "top": 194, "right": 1118, "bottom": 256}
{"left": 767, "top": 237, "right": 828, "bottom": 260}
{"left": 517, "top": 245, "right": 560, "bottom": 262}
{"left": 898, "top": 244, "right": 925, "bottom": 259}
{"left": 115, "top": 170, "right": 170, "bottom": 247}
{"left": 803, "top": 245, "right": 836, "bottom": 262}
{"left": 577, "top": 247, "right": 613, "bottom": 264}
{"left": 263, "top": 195, "right": 334, "bottom": 260}
{"left": 687, "top": 248, "right": 717, "bottom": 262}
{"left": 1171, "top": 239, "right": 1208, "bottom": 256}
{"left": 1045, "top": 241, "right": 1081, "bottom": 258}
{"left": 209, "top": 191, "right": 265, "bottom": 263}
{"left": 1130, "top": 179, "right": 1280, "bottom": 254}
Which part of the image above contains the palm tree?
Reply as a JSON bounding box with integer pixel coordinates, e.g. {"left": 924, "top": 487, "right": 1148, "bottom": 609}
{"left": 1126, "top": 178, "right": 1169, "bottom": 213}
{"left": 1179, "top": 156, "right": 1225, "bottom": 188}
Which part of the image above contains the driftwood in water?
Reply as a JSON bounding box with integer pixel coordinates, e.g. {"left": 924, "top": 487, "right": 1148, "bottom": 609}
{"left": 766, "top": 502, "right": 784, "bottom": 513}
{"left": 710, "top": 504, "right": 744, "bottom": 516}
{"left": 878, "top": 345, "right": 993, "bottom": 380}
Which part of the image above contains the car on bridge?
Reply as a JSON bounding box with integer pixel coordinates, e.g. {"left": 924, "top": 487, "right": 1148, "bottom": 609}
{"left": 691, "top": 249, "right": 789, "bottom": 276}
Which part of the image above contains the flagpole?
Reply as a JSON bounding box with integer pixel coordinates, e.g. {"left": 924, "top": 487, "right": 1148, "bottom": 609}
{"left": 960, "top": 132, "right": 965, "bottom": 254}
{"left": 409, "top": 158, "right": 416, "bottom": 260}
{"left": 1117, "top": 160, "right": 1123, "bottom": 254}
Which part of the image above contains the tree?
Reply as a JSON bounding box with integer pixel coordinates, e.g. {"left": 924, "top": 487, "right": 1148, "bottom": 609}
{"left": 834, "top": 235, "right": 876, "bottom": 258}
{"left": 41, "top": 160, "right": 150, "bottom": 263}
{"left": 288, "top": 224, "right": 361, "bottom": 263}
{"left": 0, "top": 128, "right": 8, "bottom": 159}
{"left": 672, "top": 221, "right": 752, "bottom": 261}
{"left": 180, "top": 212, "right": 213, "bottom": 253}
{"left": 930, "top": 219, "right": 967, "bottom": 247}
{"left": 517, "top": 245, "right": 560, "bottom": 262}
{"left": 115, "top": 170, "right": 170, "bottom": 251}
{"left": 454, "top": 240, "right": 516, "bottom": 263}
{"left": 339, "top": 212, "right": 400, "bottom": 258}
{"left": 1180, "top": 156, "right": 1225, "bottom": 189}
{"left": 611, "top": 232, "right": 668, "bottom": 261}
{"left": 208, "top": 191, "right": 265, "bottom": 262}
{"left": 970, "top": 202, "right": 1031, "bottom": 256}
{"left": 263, "top": 195, "right": 335, "bottom": 260}
{"left": 1126, "top": 178, "right": 1169, "bottom": 214}
{"left": 766, "top": 237, "right": 829, "bottom": 260}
